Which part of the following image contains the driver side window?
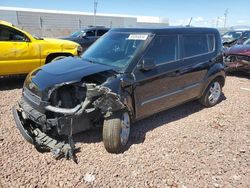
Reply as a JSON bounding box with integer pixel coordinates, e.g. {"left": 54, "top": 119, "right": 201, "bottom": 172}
{"left": 0, "top": 25, "right": 28, "bottom": 42}
{"left": 143, "top": 35, "right": 178, "bottom": 65}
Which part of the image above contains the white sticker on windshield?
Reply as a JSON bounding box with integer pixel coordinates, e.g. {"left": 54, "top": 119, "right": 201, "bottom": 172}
{"left": 128, "top": 34, "right": 148, "bottom": 40}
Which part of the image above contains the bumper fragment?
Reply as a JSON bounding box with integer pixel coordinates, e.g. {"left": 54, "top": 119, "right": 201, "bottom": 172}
{"left": 12, "top": 104, "right": 79, "bottom": 162}
{"left": 12, "top": 105, "right": 34, "bottom": 144}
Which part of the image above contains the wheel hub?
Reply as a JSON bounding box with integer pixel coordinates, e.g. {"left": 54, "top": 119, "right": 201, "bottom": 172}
{"left": 120, "top": 112, "right": 130, "bottom": 146}
{"left": 208, "top": 81, "right": 221, "bottom": 104}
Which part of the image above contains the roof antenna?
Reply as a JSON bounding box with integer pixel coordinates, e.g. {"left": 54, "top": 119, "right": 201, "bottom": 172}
{"left": 187, "top": 17, "right": 193, "bottom": 27}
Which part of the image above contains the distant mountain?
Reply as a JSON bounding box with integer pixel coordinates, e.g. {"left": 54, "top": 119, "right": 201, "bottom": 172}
{"left": 230, "top": 25, "right": 250, "bottom": 30}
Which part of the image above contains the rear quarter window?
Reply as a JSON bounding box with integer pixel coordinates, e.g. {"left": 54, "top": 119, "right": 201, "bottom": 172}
{"left": 208, "top": 34, "right": 215, "bottom": 52}
{"left": 183, "top": 34, "right": 212, "bottom": 58}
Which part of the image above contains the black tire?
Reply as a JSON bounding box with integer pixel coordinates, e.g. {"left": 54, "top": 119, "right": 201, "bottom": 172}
{"left": 199, "top": 79, "right": 222, "bottom": 107}
{"left": 103, "top": 111, "right": 130, "bottom": 153}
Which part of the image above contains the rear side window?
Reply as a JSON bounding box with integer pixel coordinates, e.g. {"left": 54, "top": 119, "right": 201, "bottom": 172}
{"left": 183, "top": 34, "right": 209, "bottom": 58}
{"left": 144, "top": 35, "right": 178, "bottom": 65}
{"left": 208, "top": 34, "right": 215, "bottom": 52}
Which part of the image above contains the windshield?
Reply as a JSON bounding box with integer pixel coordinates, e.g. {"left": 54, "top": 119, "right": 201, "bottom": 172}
{"left": 70, "top": 30, "right": 85, "bottom": 37}
{"left": 81, "top": 32, "right": 149, "bottom": 72}
{"left": 222, "top": 31, "right": 243, "bottom": 40}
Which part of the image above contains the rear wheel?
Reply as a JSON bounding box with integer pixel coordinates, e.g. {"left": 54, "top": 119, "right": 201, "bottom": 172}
{"left": 199, "top": 79, "right": 222, "bottom": 107}
{"left": 103, "top": 111, "right": 130, "bottom": 153}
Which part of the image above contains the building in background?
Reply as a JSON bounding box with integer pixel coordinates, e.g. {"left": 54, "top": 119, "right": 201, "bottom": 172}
{"left": 0, "top": 6, "right": 169, "bottom": 37}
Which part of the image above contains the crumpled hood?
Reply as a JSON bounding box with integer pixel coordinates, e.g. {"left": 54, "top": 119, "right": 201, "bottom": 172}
{"left": 31, "top": 57, "right": 114, "bottom": 91}
{"left": 226, "top": 45, "right": 250, "bottom": 56}
{"left": 222, "top": 37, "right": 235, "bottom": 43}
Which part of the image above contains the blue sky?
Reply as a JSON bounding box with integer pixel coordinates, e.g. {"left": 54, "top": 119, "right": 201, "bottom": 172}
{"left": 1, "top": 0, "right": 249, "bottom": 27}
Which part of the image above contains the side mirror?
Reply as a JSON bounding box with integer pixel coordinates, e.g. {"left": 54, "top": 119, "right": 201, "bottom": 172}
{"left": 137, "top": 58, "right": 156, "bottom": 71}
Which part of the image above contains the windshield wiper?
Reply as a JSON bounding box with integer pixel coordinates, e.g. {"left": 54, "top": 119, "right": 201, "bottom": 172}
{"left": 82, "top": 58, "right": 122, "bottom": 73}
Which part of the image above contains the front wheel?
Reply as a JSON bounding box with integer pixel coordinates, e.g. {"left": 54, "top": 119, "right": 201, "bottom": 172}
{"left": 199, "top": 80, "right": 222, "bottom": 107}
{"left": 103, "top": 111, "right": 131, "bottom": 153}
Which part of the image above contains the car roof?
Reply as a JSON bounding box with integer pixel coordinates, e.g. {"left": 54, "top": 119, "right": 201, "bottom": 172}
{"left": 225, "top": 30, "right": 250, "bottom": 33}
{"left": 82, "top": 27, "right": 109, "bottom": 31}
{"left": 0, "top": 20, "right": 14, "bottom": 27}
{"left": 110, "top": 27, "right": 219, "bottom": 35}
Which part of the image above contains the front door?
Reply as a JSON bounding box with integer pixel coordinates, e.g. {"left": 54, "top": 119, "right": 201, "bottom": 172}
{"left": 134, "top": 35, "right": 184, "bottom": 119}
{"left": 0, "top": 24, "right": 40, "bottom": 75}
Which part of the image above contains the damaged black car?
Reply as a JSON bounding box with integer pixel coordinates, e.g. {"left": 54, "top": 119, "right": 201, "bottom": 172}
{"left": 12, "top": 28, "right": 225, "bottom": 161}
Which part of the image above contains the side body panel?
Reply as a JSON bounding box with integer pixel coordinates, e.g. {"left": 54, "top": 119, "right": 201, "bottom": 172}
{"left": 132, "top": 31, "right": 224, "bottom": 120}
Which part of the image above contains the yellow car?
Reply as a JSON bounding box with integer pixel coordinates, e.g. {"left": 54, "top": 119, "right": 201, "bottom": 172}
{"left": 0, "top": 20, "right": 82, "bottom": 76}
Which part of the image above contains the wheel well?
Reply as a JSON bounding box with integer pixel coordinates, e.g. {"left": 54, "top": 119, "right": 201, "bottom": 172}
{"left": 45, "top": 53, "right": 73, "bottom": 64}
{"left": 214, "top": 76, "right": 225, "bottom": 87}
{"left": 200, "top": 75, "right": 225, "bottom": 98}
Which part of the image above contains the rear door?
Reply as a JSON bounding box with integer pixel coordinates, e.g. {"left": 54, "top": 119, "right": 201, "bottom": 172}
{"left": 179, "top": 34, "right": 216, "bottom": 99}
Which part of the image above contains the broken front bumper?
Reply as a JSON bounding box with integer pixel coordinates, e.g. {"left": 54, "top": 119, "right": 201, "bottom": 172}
{"left": 12, "top": 102, "right": 79, "bottom": 161}
{"left": 12, "top": 83, "right": 126, "bottom": 161}
{"left": 12, "top": 104, "right": 34, "bottom": 144}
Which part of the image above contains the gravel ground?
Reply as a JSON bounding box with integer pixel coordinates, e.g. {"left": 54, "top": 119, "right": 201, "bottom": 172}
{"left": 0, "top": 74, "right": 249, "bottom": 188}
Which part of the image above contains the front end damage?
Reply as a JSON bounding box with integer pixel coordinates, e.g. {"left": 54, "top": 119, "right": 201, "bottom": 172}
{"left": 224, "top": 54, "right": 250, "bottom": 73}
{"left": 12, "top": 78, "right": 125, "bottom": 162}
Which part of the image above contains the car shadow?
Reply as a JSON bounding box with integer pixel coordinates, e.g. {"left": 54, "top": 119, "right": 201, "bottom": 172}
{"left": 74, "top": 128, "right": 103, "bottom": 144}
{"left": 74, "top": 93, "right": 227, "bottom": 152}
{"left": 127, "top": 94, "right": 226, "bottom": 147}
{"left": 0, "top": 75, "right": 26, "bottom": 91}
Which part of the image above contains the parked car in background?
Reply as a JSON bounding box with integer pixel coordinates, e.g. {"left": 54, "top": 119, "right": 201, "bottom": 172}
{"left": 0, "top": 20, "right": 82, "bottom": 76}
{"left": 12, "top": 27, "right": 225, "bottom": 161}
{"left": 222, "top": 30, "right": 250, "bottom": 47}
{"left": 60, "top": 26, "right": 109, "bottom": 51}
{"left": 224, "top": 39, "right": 250, "bottom": 73}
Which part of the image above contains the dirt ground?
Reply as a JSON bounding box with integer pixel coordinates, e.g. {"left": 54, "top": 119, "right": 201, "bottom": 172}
{"left": 0, "top": 74, "right": 249, "bottom": 188}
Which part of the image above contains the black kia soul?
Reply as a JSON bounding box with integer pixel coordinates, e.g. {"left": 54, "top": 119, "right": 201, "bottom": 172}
{"left": 13, "top": 27, "right": 225, "bottom": 160}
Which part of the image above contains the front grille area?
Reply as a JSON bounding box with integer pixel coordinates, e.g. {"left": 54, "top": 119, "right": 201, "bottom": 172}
{"left": 227, "top": 55, "right": 250, "bottom": 62}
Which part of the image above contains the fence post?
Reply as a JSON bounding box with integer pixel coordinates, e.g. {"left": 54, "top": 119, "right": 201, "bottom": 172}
{"left": 40, "top": 17, "right": 43, "bottom": 36}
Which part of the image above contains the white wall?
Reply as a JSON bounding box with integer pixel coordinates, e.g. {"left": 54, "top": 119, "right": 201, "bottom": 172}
{"left": 0, "top": 8, "right": 169, "bottom": 37}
